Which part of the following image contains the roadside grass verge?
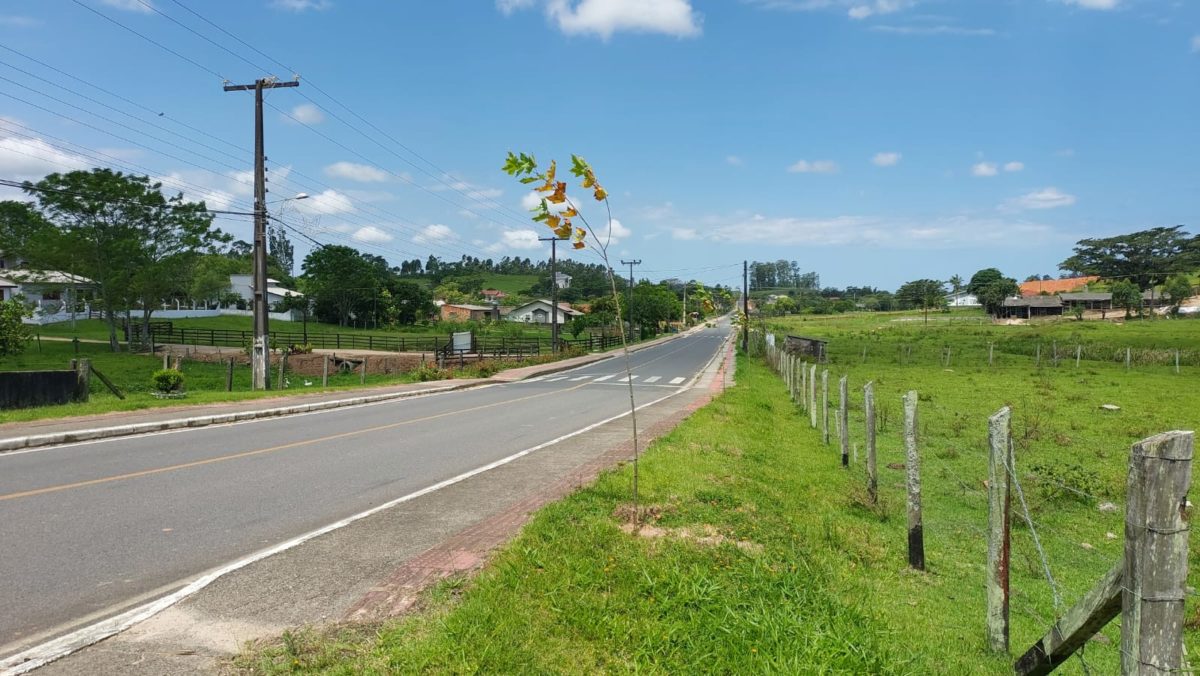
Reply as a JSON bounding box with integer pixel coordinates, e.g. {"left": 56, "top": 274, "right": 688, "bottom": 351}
{"left": 234, "top": 315, "right": 1200, "bottom": 674}
{"left": 231, "top": 356, "right": 924, "bottom": 674}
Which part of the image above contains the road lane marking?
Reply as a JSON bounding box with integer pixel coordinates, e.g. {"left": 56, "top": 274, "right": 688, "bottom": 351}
{"left": 545, "top": 377, "right": 568, "bottom": 382}
{"left": 643, "top": 376, "right": 661, "bottom": 383}
{"left": 593, "top": 375, "right": 614, "bottom": 382}
{"left": 0, "top": 386, "right": 691, "bottom": 676}
{"left": 569, "top": 376, "right": 591, "bottom": 381}
{"left": 669, "top": 377, "right": 686, "bottom": 385}
{"left": 0, "top": 383, "right": 591, "bottom": 505}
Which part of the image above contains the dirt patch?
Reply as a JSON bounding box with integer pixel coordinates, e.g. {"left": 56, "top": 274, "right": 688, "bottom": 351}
{"left": 618, "top": 521, "right": 763, "bottom": 554}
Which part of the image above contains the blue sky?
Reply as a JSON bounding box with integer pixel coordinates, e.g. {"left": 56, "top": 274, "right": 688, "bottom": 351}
{"left": 0, "top": 0, "right": 1196, "bottom": 290}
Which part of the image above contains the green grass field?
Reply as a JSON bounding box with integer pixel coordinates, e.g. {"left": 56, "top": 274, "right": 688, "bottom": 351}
{"left": 233, "top": 311, "right": 1200, "bottom": 674}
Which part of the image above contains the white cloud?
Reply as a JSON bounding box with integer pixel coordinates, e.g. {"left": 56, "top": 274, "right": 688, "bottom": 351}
{"left": 788, "top": 159, "right": 839, "bottom": 174}
{"left": 870, "top": 24, "right": 996, "bottom": 36}
{"left": 498, "top": 0, "right": 702, "bottom": 39}
{"left": 1058, "top": 0, "right": 1119, "bottom": 10}
{"left": 100, "top": 0, "right": 154, "bottom": 12}
{"left": 325, "top": 161, "right": 388, "bottom": 183}
{"left": 0, "top": 135, "right": 90, "bottom": 179}
{"left": 286, "top": 103, "right": 325, "bottom": 125}
{"left": 295, "top": 189, "right": 354, "bottom": 215}
{"left": 703, "top": 213, "right": 1056, "bottom": 248}
{"left": 351, "top": 226, "right": 393, "bottom": 244}
{"left": 1192, "top": 35, "right": 1200, "bottom": 53}
{"left": 0, "top": 15, "right": 40, "bottom": 27}
{"left": 971, "top": 162, "right": 998, "bottom": 177}
{"left": 671, "top": 227, "right": 698, "bottom": 240}
{"left": 598, "top": 218, "right": 631, "bottom": 246}
{"left": 498, "top": 229, "right": 544, "bottom": 250}
{"left": 270, "top": 0, "right": 333, "bottom": 10}
{"left": 872, "top": 151, "right": 901, "bottom": 167}
{"left": 413, "top": 224, "right": 458, "bottom": 245}
{"left": 1003, "top": 161, "right": 1024, "bottom": 172}
{"left": 726, "top": 155, "right": 744, "bottom": 166}
{"left": 1003, "top": 187, "right": 1077, "bottom": 211}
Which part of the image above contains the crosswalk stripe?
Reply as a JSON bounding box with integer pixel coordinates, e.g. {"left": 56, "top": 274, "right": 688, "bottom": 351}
{"left": 546, "top": 376, "right": 568, "bottom": 382}
{"left": 523, "top": 376, "right": 545, "bottom": 383}
{"left": 644, "top": 376, "right": 661, "bottom": 383}
{"left": 570, "top": 376, "right": 591, "bottom": 381}
{"left": 669, "top": 377, "right": 686, "bottom": 385}
{"left": 593, "top": 375, "right": 615, "bottom": 382}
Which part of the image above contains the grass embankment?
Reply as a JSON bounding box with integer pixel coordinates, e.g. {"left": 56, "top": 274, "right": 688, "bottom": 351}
{"left": 236, "top": 313, "right": 1199, "bottom": 674}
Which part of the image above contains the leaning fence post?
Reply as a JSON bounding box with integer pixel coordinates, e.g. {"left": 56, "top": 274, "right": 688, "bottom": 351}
{"left": 987, "top": 407, "right": 1013, "bottom": 654}
{"left": 1122, "top": 431, "right": 1194, "bottom": 674}
{"left": 1076, "top": 344, "right": 1081, "bottom": 368}
{"left": 1175, "top": 349, "right": 1180, "bottom": 375}
{"left": 904, "top": 390, "right": 924, "bottom": 571}
{"left": 839, "top": 375, "right": 849, "bottom": 467}
{"left": 322, "top": 354, "right": 330, "bottom": 387}
{"left": 864, "top": 381, "right": 877, "bottom": 503}
{"left": 989, "top": 342, "right": 994, "bottom": 367}
{"left": 821, "top": 370, "right": 830, "bottom": 445}
{"left": 809, "top": 364, "right": 817, "bottom": 429}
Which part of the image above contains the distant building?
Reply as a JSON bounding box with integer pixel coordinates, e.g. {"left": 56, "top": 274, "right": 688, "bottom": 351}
{"left": 1019, "top": 276, "right": 1099, "bottom": 298}
{"left": 554, "top": 272, "right": 572, "bottom": 290}
{"left": 505, "top": 299, "right": 583, "bottom": 325}
{"left": 0, "top": 269, "right": 96, "bottom": 311}
{"left": 948, "top": 291, "right": 980, "bottom": 307}
{"left": 1001, "top": 295, "right": 1064, "bottom": 319}
{"left": 481, "top": 288, "right": 507, "bottom": 301}
{"left": 440, "top": 303, "right": 498, "bottom": 322}
{"left": 228, "top": 274, "right": 303, "bottom": 307}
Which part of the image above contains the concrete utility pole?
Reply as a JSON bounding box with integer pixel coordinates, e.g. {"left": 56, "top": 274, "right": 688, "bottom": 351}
{"left": 540, "top": 236, "right": 566, "bottom": 352}
{"left": 621, "top": 259, "right": 641, "bottom": 342}
{"left": 224, "top": 76, "right": 299, "bottom": 390}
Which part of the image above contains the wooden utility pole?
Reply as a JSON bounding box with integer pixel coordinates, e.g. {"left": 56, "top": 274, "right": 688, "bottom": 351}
{"left": 224, "top": 76, "right": 299, "bottom": 390}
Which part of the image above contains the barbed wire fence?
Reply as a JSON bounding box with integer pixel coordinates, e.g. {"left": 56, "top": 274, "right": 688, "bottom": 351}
{"left": 751, "top": 329, "right": 1195, "bottom": 674}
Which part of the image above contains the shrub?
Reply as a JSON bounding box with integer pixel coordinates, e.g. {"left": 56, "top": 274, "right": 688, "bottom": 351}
{"left": 412, "top": 363, "right": 450, "bottom": 382}
{"left": 151, "top": 368, "right": 185, "bottom": 393}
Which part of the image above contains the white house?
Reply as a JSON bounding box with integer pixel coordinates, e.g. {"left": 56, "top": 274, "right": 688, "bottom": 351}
{"left": 0, "top": 269, "right": 96, "bottom": 309}
{"left": 554, "top": 272, "right": 572, "bottom": 290}
{"left": 948, "top": 291, "right": 980, "bottom": 307}
{"left": 505, "top": 299, "right": 583, "bottom": 325}
{"left": 228, "top": 274, "right": 304, "bottom": 308}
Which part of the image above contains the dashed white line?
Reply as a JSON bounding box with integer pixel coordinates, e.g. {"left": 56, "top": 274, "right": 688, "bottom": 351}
{"left": 669, "top": 377, "right": 686, "bottom": 385}
{"left": 545, "top": 376, "right": 568, "bottom": 382}
{"left": 570, "top": 376, "right": 591, "bottom": 381}
{"left": 643, "top": 376, "right": 661, "bottom": 383}
{"left": 593, "top": 375, "right": 615, "bottom": 382}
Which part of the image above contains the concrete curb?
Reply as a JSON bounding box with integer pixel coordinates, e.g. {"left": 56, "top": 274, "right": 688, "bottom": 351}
{"left": 0, "top": 323, "right": 716, "bottom": 455}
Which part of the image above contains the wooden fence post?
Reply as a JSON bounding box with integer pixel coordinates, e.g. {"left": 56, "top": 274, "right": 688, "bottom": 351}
{"left": 225, "top": 357, "right": 234, "bottom": 392}
{"left": 1052, "top": 341, "right": 1058, "bottom": 367}
{"left": 839, "top": 375, "right": 849, "bottom": 467}
{"left": 989, "top": 342, "right": 994, "bottom": 367}
{"left": 800, "top": 361, "right": 807, "bottom": 411}
{"left": 360, "top": 357, "right": 368, "bottom": 384}
{"left": 864, "top": 381, "right": 877, "bottom": 503}
{"left": 987, "top": 406, "right": 1013, "bottom": 654}
{"left": 1121, "top": 431, "right": 1194, "bottom": 674}
{"left": 322, "top": 354, "right": 330, "bottom": 387}
{"left": 821, "top": 370, "right": 830, "bottom": 445}
{"left": 1035, "top": 344, "right": 1041, "bottom": 367}
{"left": 1076, "top": 344, "right": 1081, "bottom": 368}
{"left": 904, "top": 390, "right": 924, "bottom": 571}
{"left": 809, "top": 364, "right": 817, "bottom": 429}
{"left": 1126, "top": 347, "right": 1131, "bottom": 370}
{"left": 1174, "top": 349, "right": 1180, "bottom": 375}
{"left": 162, "top": 352, "right": 168, "bottom": 370}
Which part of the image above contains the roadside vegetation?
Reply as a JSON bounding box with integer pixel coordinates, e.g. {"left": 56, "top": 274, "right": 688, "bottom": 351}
{"left": 234, "top": 311, "right": 1199, "bottom": 674}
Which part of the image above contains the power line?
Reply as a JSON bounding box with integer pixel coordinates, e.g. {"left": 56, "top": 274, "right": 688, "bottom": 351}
{"left": 69, "top": 0, "right": 226, "bottom": 82}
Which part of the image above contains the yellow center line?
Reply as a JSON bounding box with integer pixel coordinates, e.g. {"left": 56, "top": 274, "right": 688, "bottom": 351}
{"left": 0, "top": 382, "right": 589, "bottom": 503}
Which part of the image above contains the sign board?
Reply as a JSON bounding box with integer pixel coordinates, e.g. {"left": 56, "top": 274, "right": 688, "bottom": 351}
{"left": 452, "top": 331, "right": 472, "bottom": 352}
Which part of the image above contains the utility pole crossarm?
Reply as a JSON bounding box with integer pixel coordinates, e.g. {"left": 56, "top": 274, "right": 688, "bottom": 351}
{"left": 223, "top": 80, "right": 300, "bottom": 92}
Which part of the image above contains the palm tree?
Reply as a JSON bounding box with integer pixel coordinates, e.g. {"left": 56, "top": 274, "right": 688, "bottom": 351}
{"left": 948, "top": 274, "right": 964, "bottom": 295}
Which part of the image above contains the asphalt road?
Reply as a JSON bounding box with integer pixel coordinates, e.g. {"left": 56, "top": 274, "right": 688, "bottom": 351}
{"left": 0, "top": 323, "right": 729, "bottom": 659}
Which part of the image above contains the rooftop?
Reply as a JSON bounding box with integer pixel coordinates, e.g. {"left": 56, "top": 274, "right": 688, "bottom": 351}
{"left": 1019, "top": 276, "right": 1098, "bottom": 297}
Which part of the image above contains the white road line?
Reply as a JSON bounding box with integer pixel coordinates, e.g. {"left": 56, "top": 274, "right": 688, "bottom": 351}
{"left": 0, "top": 387, "right": 691, "bottom": 676}
{"left": 593, "top": 375, "right": 615, "bottom": 382}
{"left": 570, "top": 376, "right": 591, "bottom": 381}
{"left": 522, "top": 376, "right": 546, "bottom": 383}
{"left": 669, "top": 377, "right": 686, "bottom": 385}
{"left": 545, "top": 377, "right": 568, "bottom": 382}
{"left": 643, "top": 376, "right": 661, "bottom": 383}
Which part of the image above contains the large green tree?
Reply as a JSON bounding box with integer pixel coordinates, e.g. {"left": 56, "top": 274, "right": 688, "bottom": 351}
{"left": 621, "top": 282, "right": 682, "bottom": 337}
{"left": 8, "top": 170, "right": 227, "bottom": 350}
{"left": 896, "top": 279, "right": 947, "bottom": 324}
{"left": 967, "top": 268, "right": 1020, "bottom": 317}
{"left": 1111, "top": 279, "right": 1141, "bottom": 319}
{"left": 1059, "top": 226, "right": 1199, "bottom": 290}
{"left": 1163, "top": 275, "right": 1194, "bottom": 316}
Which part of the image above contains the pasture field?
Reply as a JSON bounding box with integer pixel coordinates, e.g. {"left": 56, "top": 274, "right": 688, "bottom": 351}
{"left": 235, "top": 312, "right": 1200, "bottom": 674}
